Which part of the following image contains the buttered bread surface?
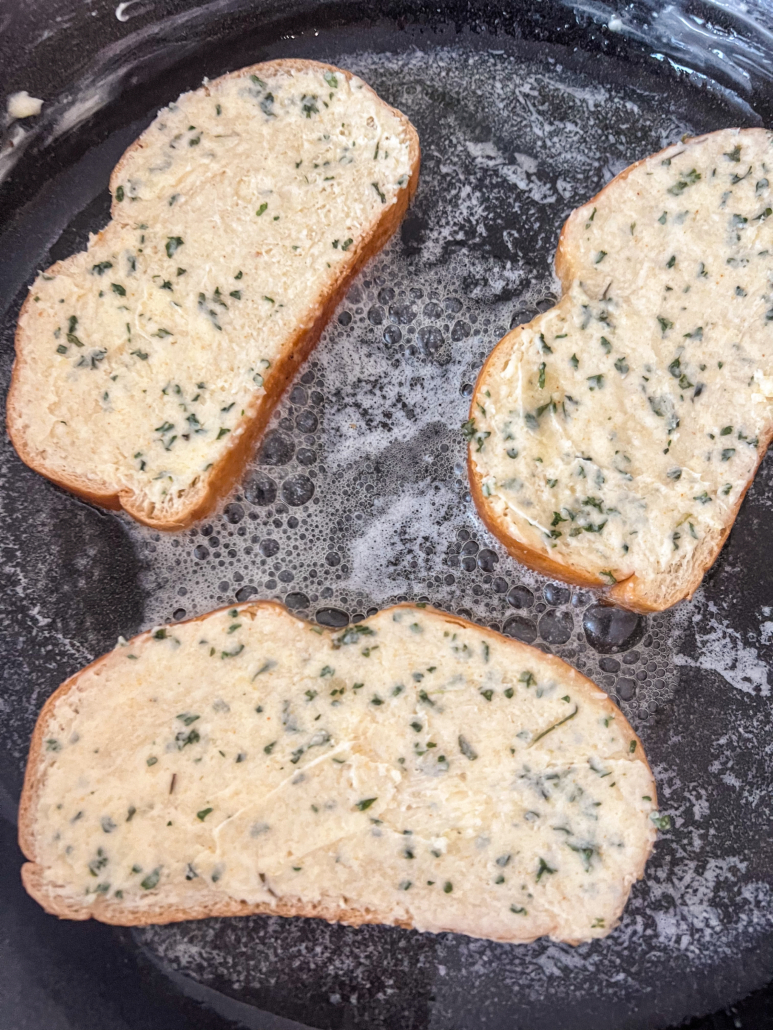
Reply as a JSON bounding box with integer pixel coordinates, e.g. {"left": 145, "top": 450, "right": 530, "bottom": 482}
{"left": 469, "top": 129, "right": 773, "bottom": 612}
{"left": 8, "top": 61, "right": 417, "bottom": 527}
{"left": 21, "top": 604, "right": 657, "bottom": 944}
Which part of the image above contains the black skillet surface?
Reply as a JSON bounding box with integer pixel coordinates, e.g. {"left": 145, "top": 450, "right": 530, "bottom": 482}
{"left": 1, "top": 1, "right": 773, "bottom": 1027}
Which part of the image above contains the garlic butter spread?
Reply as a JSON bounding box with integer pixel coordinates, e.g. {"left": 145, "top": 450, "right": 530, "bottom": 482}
{"left": 29, "top": 604, "right": 657, "bottom": 943}
{"left": 470, "top": 130, "right": 773, "bottom": 603}
{"left": 13, "top": 65, "right": 414, "bottom": 521}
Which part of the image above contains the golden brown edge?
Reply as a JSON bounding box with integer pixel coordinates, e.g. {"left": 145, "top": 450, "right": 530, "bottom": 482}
{"left": 19, "top": 601, "right": 657, "bottom": 943}
{"left": 6, "top": 59, "right": 421, "bottom": 531}
{"left": 468, "top": 127, "right": 773, "bottom": 614}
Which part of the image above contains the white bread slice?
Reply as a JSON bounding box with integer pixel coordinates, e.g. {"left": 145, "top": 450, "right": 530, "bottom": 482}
{"left": 20, "top": 602, "right": 658, "bottom": 945}
{"left": 468, "top": 128, "right": 773, "bottom": 613}
{"left": 7, "top": 61, "right": 419, "bottom": 529}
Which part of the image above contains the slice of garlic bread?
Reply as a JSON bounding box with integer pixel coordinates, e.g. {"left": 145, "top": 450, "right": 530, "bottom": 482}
{"left": 20, "top": 603, "right": 658, "bottom": 945}
{"left": 8, "top": 60, "right": 419, "bottom": 529}
{"left": 468, "top": 128, "right": 773, "bottom": 612}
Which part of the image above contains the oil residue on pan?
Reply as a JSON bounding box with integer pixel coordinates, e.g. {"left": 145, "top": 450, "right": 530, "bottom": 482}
{"left": 0, "top": 14, "right": 772, "bottom": 1030}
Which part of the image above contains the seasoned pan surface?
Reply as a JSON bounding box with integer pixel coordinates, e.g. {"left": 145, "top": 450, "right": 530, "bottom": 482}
{"left": 0, "top": 3, "right": 772, "bottom": 1028}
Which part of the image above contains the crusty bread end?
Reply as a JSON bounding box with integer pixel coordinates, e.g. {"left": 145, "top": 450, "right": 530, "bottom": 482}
{"left": 8, "top": 61, "right": 419, "bottom": 530}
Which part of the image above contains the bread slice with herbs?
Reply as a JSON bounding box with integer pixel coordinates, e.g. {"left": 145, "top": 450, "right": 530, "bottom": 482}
{"left": 7, "top": 60, "right": 419, "bottom": 529}
{"left": 20, "top": 602, "right": 659, "bottom": 945}
{"left": 468, "top": 128, "right": 773, "bottom": 613}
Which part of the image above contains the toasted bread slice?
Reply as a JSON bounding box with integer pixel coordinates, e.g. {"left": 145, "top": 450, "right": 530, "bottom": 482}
{"left": 8, "top": 60, "right": 419, "bottom": 529}
{"left": 20, "top": 602, "right": 658, "bottom": 945}
{"left": 468, "top": 128, "right": 773, "bottom": 612}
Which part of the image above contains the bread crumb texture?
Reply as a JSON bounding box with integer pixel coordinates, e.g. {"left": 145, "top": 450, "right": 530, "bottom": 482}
{"left": 9, "top": 63, "right": 415, "bottom": 525}
{"left": 469, "top": 129, "right": 773, "bottom": 611}
{"left": 23, "top": 603, "right": 657, "bottom": 944}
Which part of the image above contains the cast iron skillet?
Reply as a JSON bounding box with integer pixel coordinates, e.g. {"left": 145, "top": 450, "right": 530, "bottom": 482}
{"left": 1, "top": 1, "right": 772, "bottom": 1028}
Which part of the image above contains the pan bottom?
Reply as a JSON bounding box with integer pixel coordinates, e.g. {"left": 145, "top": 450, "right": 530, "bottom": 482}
{"left": 0, "top": 9, "right": 772, "bottom": 1030}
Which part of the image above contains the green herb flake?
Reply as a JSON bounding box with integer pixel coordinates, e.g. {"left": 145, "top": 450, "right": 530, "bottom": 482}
{"left": 140, "top": 868, "right": 160, "bottom": 890}
{"left": 536, "top": 858, "right": 556, "bottom": 882}
{"left": 333, "top": 624, "right": 375, "bottom": 647}
{"left": 458, "top": 735, "right": 478, "bottom": 761}
{"left": 221, "top": 643, "right": 243, "bottom": 658}
{"left": 531, "top": 704, "right": 579, "bottom": 744}
{"left": 668, "top": 168, "right": 701, "bottom": 194}
{"left": 301, "top": 94, "right": 319, "bottom": 118}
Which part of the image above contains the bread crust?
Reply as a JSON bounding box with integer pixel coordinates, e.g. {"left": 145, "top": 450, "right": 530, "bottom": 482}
{"left": 18, "top": 601, "right": 656, "bottom": 943}
{"left": 7, "top": 60, "right": 420, "bottom": 531}
{"left": 469, "top": 128, "right": 772, "bottom": 614}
